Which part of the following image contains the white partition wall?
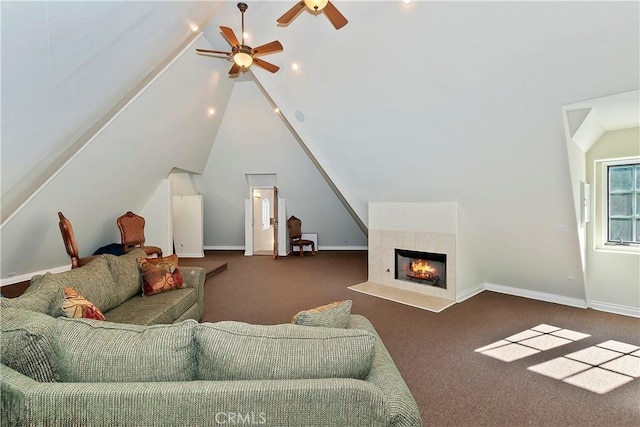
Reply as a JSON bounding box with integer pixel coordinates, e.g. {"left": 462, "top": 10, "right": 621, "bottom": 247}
{"left": 173, "top": 195, "right": 204, "bottom": 258}
{"left": 140, "top": 179, "right": 173, "bottom": 257}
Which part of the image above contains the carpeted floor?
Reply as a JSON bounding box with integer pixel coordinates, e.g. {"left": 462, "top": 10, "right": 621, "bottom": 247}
{"left": 194, "top": 250, "right": 640, "bottom": 427}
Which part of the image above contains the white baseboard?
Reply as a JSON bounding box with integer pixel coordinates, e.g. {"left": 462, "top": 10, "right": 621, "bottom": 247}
{"left": 588, "top": 300, "right": 640, "bottom": 318}
{"left": 0, "top": 265, "right": 70, "bottom": 287}
{"left": 484, "top": 283, "right": 640, "bottom": 318}
{"left": 456, "top": 285, "right": 485, "bottom": 303}
{"left": 204, "top": 246, "right": 245, "bottom": 251}
{"left": 484, "top": 282, "right": 588, "bottom": 309}
{"left": 204, "top": 245, "right": 368, "bottom": 251}
{"left": 319, "top": 246, "right": 368, "bottom": 251}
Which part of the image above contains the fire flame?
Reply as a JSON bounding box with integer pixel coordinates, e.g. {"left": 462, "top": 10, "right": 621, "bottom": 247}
{"left": 410, "top": 259, "right": 436, "bottom": 278}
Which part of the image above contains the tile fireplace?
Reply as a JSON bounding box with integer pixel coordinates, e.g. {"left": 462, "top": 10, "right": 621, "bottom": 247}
{"left": 395, "top": 249, "right": 447, "bottom": 289}
{"left": 367, "top": 229, "right": 457, "bottom": 301}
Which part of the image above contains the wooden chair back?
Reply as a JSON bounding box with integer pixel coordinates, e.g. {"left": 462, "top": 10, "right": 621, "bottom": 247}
{"left": 58, "top": 212, "right": 98, "bottom": 269}
{"left": 117, "top": 211, "right": 162, "bottom": 257}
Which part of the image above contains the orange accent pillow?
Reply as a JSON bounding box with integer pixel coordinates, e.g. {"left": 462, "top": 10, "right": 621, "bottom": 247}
{"left": 61, "top": 287, "right": 106, "bottom": 321}
{"left": 137, "top": 255, "right": 185, "bottom": 296}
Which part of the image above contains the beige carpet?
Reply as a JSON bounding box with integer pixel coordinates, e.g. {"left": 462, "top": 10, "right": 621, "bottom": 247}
{"left": 348, "top": 281, "right": 455, "bottom": 313}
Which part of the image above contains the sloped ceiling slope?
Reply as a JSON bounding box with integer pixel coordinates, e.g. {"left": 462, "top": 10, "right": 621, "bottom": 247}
{"left": 1, "top": 1, "right": 232, "bottom": 277}
{"left": 205, "top": 1, "right": 639, "bottom": 299}
{"left": 1, "top": 1, "right": 221, "bottom": 222}
{"left": 197, "top": 80, "right": 368, "bottom": 249}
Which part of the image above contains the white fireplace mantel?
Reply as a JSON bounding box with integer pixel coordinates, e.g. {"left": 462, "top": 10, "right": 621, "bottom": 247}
{"left": 368, "top": 202, "right": 458, "bottom": 302}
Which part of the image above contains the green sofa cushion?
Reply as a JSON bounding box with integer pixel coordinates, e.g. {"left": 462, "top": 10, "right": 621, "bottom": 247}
{"left": 36, "top": 257, "right": 122, "bottom": 314}
{"left": 0, "top": 308, "right": 59, "bottom": 382}
{"left": 103, "top": 248, "right": 147, "bottom": 302}
{"left": 196, "top": 321, "right": 376, "bottom": 381}
{"left": 0, "top": 287, "right": 56, "bottom": 314}
{"left": 54, "top": 317, "right": 197, "bottom": 382}
{"left": 104, "top": 288, "right": 196, "bottom": 326}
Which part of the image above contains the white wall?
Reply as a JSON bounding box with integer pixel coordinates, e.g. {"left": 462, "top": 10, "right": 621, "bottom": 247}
{"left": 170, "top": 172, "right": 200, "bottom": 196}
{"left": 0, "top": 34, "right": 233, "bottom": 280}
{"left": 1, "top": 2, "right": 221, "bottom": 222}
{"left": 585, "top": 128, "right": 640, "bottom": 316}
{"left": 140, "top": 179, "right": 173, "bottom": 257}
{"left": 173, "top": 195, "right": 204, "bottom": 258}
{"left": 196, "top": 80, "right": 367, "bottom": 250}
{"left": 252, "top": 1, "right": 638, "bottom": 304}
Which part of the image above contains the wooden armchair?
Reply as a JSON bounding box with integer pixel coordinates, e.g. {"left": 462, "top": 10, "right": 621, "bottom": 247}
{"left": 58, "top": 212, "right": 99, "bottom": 269}
{"left": 287, "top": 215, "right": 316, "bottom": 258}
{"left": 116, "top": 211, "right": 162, "bottom": 257}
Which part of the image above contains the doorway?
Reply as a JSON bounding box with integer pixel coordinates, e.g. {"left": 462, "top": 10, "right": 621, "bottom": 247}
{"left": 252, "top": 186, "right": 278, "bottom": 258}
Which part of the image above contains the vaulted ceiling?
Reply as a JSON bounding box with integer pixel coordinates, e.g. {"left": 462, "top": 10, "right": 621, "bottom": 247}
{"left": 1, "top": 1, "right": 638, "bottom": 308}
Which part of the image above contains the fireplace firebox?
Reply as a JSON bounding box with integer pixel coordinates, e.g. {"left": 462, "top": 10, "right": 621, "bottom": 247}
{"left": 395, "top": 249, "right": 446, "bottom": 289}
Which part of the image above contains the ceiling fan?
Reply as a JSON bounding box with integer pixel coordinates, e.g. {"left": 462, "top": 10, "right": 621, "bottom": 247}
{"left": 196, "top": 2, "right": 283, "bottom": 75}
{"left": 277, "top": 0, "right": 348, "bottom": 30}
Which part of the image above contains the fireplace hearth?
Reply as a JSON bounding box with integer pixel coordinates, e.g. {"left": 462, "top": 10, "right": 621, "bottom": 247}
{"left": 395, "top": 249, "right": 447, "bottom": 289}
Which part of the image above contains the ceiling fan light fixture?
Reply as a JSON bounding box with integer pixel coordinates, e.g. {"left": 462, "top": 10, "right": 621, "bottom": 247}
{"left": 233, "top": 51, "right": 253, "bottom": 68}
{"left": 304, "top": 0, "right": 329, "bottom": 11}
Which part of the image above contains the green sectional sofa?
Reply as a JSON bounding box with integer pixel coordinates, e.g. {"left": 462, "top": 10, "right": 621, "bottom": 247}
{"left": 0, "top": 251, "right": 422, "bottom": 426}
{"left": 0, "top": 248, "right": 206, "bottom": 326}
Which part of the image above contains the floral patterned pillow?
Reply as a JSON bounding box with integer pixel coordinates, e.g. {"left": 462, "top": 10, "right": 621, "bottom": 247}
{"left": 137, "top": 255, "right": 185, "bottom": 296}
{"left": 61, "top": 287, "right": 106, "bottom": 321}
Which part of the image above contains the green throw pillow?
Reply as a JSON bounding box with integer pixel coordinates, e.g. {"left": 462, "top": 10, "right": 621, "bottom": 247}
{"left": 0, "top": 287, "right": 57, "bottom": 315}
{"left": 196, "top": 320, "right": 375, "bottom": 381}
{"left": 0, "top": 308, "right": 59, "bottom": 382}
{"left": 35, "top": 257, "right": 121, "bottom": 313}
{"left": 54, "top": 317, "right": 197, "bottom": 382}
{"left": 291, "top": 300, "right": 352, "bottom": 328}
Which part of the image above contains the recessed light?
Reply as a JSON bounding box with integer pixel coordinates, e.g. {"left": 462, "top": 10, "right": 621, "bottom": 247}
{"left": 190, "top": 24, "right": 199, "bottom": 32}
{"left": 402, "top": 0, "right": 413, "bottom": 4}
{"left": 274, "top": 108, "right": 280, "bottom": 114}
{"left": 243, "top": 32, "right": 250, "bottom": 41}
{"left": 292, "top": 63, "right": 300, "bottom": 71}
{"left": 207, "top": 108, "right": 215, "bottom": 116}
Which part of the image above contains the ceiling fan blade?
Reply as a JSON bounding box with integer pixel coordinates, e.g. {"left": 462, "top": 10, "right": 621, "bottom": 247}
{"left": 277, "top": 1, "right": 305, "bottom": 25}
{"left": 323, "top": 1, "right": 348, "bottom": 29}
{"left": 228, "top": 62, "right": 241, "bottom": 75}
{"left": 220, "top": 26, "right": 241, "bottom": 47}
{"left": 253, "top": 58, "right": 280, "bottom": 73}
{"left": 196, "top": 48, "right": 232, "bottom": 56}
{"left": 252, "top": 40, "right": 284, "bottom": 57}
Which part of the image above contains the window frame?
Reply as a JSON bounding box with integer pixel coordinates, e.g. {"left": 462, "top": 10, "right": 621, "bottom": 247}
{"left": 600, "top": 157, "right": 640, "bottom": 248}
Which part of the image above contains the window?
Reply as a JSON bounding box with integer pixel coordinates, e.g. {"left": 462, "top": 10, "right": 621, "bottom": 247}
{"left": 607, "top": 161, "right": 640, "bottom": 244}
{"left": 261, "top": 198, "right": 270, "bottom": 231}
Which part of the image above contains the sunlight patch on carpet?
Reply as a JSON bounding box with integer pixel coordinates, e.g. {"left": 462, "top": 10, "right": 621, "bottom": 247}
{"left": 348, "top": 282, "right": 455, "bottom": 313}
{"left": 528, "top": 340, "right": 640, "bottom": 394}
{"left": 475, "top": 324, "right": 589, "bottom": 362}
{"left": 476, "top": 325, "right": 640, "bottom": 394}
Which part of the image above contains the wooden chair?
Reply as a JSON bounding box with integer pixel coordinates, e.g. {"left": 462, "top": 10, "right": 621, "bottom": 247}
{"left": 116, "top": 211, "right": 162, "bottom": 257}
{"left": 287, "top": 215, "right": 316, "bottom": 257}
{"left": 58, "top": 212, "right": 99, "bottom": 269}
